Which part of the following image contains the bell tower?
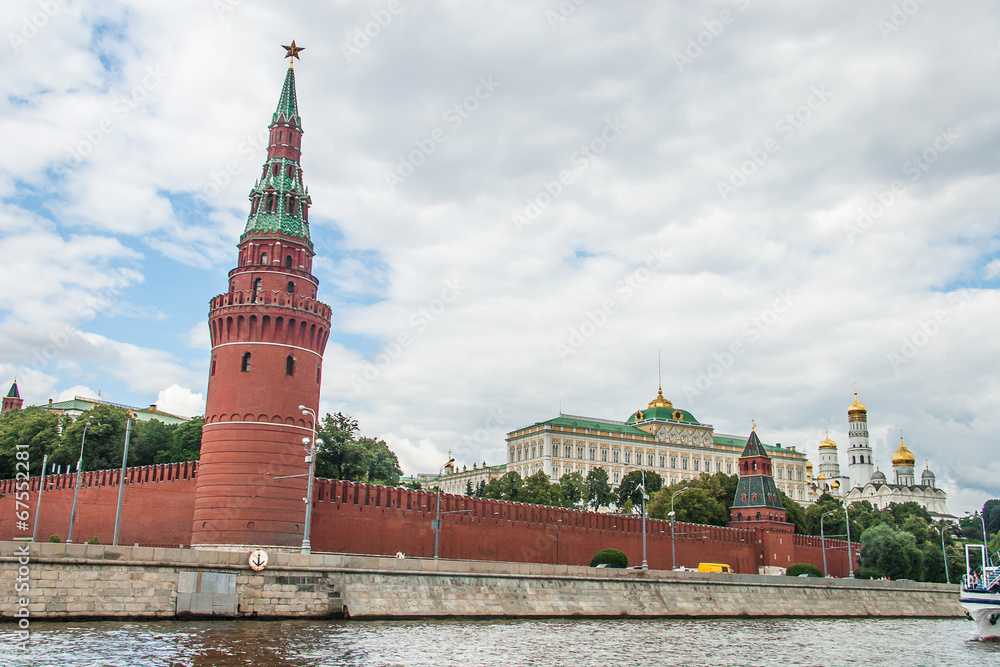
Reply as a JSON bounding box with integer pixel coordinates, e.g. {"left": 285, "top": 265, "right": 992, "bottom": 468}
{"left": 191, "top": 43, "right": 332, "bottom": 549}
{"left": 846, "top": 387, "right": 874, "bottom": 488}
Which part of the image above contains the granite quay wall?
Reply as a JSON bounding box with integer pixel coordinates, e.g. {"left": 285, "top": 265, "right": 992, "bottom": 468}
{"left": 0, "top": 542, "right": 959, "bottom": 622}
{"left": 0, "top": 471, "right": 857, "bottom": 577}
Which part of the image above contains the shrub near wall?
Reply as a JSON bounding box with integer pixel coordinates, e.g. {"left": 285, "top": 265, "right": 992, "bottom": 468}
{"left": 590, "top": 549, "right": 628, "bottom": 568}
{"left": 786, "top": 563, "right": 823, "bottom": 577}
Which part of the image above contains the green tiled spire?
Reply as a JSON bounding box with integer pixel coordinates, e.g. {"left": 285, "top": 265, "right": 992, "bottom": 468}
{"left": 6, "top": 381, "right": 18, "bottom": 399}
{"left": 242, "top": 62, "right": 312, "bottom": 245}
{"left": 273, "top": 65, "right": 300, "bottom": 127}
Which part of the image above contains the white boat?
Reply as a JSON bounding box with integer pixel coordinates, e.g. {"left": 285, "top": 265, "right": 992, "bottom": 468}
{"left": 960, "top": 543, "right": 1000, "bottom": 640}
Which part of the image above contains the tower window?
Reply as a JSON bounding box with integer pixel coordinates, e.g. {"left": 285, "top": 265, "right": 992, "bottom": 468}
{"left": 286, "top": 165, "right": 294, "bottom": 179}
{"left": 287, "top": 281, "right": 295, "bottom": 295}
{"left": 251, "top": 195, "right": 259, "bottom": 216}
{"left": 316, "top": 363, "right": 321, "bottom": 384}
{"left": 252, "top": 278, "right": 261, "bottom": 303}
{"left": 285, "top": 255, "right": 293, "bottom": 268}
{"left": 286, "top": 356, "right": 295, "bottom": 376}
{"left": 211, "top": 356, "right": 216, "bottom": 376}
{"left": 261, "top": 252, "right": 268, "bottom": 265}
{"left": 278, "top": 130, "right": 283, "bottom": 142}
{"left": 241, "top": 352, "right": 251, "bottom": 372}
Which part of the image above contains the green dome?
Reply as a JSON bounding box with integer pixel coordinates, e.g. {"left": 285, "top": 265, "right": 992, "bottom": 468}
{"left": 627, "top": 406, "right": 700, "bottom": 425}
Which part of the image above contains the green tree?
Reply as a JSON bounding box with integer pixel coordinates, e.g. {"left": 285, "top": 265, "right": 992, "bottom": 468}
{"left": 778, "top": 490, "right": 808, "bottom": 534}
{"left": 361, "top": 437, "right": 402, "bottom": 485}
{"left": 585, "top": 467, "right": 614, "bottom": 510}
{"left": 52, "top": 405, "right": 131, "bottom": 472}
{"left": 130, "top": 419, "right": 173, "bottom": 466}
{"left": 154, "top": 417, "right": 203, "bottom": 464}
{"left": 465, "top": 480, "right": 474, "bottom": 496}
{"left": 474, "top": 479, "right": 486, "bottom": 497}
{"left": 616, "top": 470, "right": 663, "bottom": 513}
{"left": 858, "top": 524, "right": 923, "bottom": 580}
{"left": 648, "top": 485, "right": 727, "bottom": 525}
{"left": 484, "top": 471, "right": 524, "bottom": 502}
{"left": 0, "top": 407, "right": 61, "bottom": 477}
{"left": 558, "top": 472, "right": 587, "bottom": 509}
{"left": 983, "top": 499, "right": 1000, "bottom": 537}
{"left": 521, "top": 471, "right": 558, "bottom": 505}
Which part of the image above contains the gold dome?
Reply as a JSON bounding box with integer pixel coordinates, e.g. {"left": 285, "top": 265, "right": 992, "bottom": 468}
{"left": 818, "top": 427, "right": 837, "bottom": 450}
{"left": 806, "top": 461, "right": 813, "bottom": 469}
{"left": 892, "top": 437, "right": 915, "bottom": 466}
{"left": 648, "top": 387, "right": 673, "bottom": 409}
{"left": 831, "top": 480, "right": 840, "bottom": 489}
{"left": 816, "top": 474, "right": 827, "bottom": 481}
{"left": 848, "top": 390, "right": 867, "bottom": 416}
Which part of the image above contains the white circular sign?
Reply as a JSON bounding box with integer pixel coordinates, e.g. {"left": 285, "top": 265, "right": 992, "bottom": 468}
{"left": 248, "top": 549, "right": 269, "bottom": 571}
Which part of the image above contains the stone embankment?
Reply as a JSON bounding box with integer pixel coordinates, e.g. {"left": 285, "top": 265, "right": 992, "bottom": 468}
{"left": 0, "top": 542, "right": 962, "bottom": 620}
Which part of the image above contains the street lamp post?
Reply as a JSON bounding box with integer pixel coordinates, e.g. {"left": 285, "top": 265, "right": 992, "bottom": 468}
{"left": 820, "top": 510, "right": 835, "bottom": 577}
{"left": 298, "top": 405, "right": 320, "bottom": 555}
{"left": 965, "top": 511, "right": 988, "bottom": 547}
{"left": 433, "top": 457, "right": 454, "bottom": 560}
{"left": 112, "top": 415, "right": 134, "bottom": 546}
{"left": 639, "top": 469, "right": 650, "bottom": 570}
{"left": 937, "top": 521, "right": 951, "bottom": 584}
{"left": 670, "top": 487, "right": 692, "bottom": 570}
{"left": 67, "top": 417, "right": 95, "bottom": 544}
{"left": 843, "top": 504, "right": 854, "bottom": 578}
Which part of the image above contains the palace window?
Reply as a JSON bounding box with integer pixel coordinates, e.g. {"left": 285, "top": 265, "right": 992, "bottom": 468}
{"left": 659, "top": 455, "right": 665, "bottom": 468}
{"left": 531, "top": 446, "right": 536, "bottom": 459}
{"left": 589, "top": 448, "right": 596, "bottom": 461}
{"left": 601, "top": 449, "right": 608, "bottom": 462}
{"left": 670, "top": 455, "right": 677, "bottom": 469}
{"left": 565, "top": 445, "right": 572, "bottom": 458}
{"left": 613, "top": 472, "right": 620, "bottom": 483}
{"left": 624, "top": 450, "right": 631, "bottom": 464}
{"left": 797, "top": 469, "right": 803, "bottom": 481}
{"left": 648, "top": 453, "right": 654, "bottom": 467}
{"left": 241, "top": 352, "right": 251, "bottom": 372}
{"left": 716, "top": 461, "right": 722, "bottom": 473}
{"left": 727, "top": 462, "right": 733, "bottom": 475}
{"left": 577, "top": 446, "right": 584, "bottom": 460}
{"left": 693, "top": 459, "right": 699, "bottom": 472}
{"left": 612, "top": 450, "right": 619, "bottom": 463}
{"left": 776, "top": 468, "right": 783, "bottom": 479}
{"left": 682, "top": 458, "right": 688, "bottom": 470}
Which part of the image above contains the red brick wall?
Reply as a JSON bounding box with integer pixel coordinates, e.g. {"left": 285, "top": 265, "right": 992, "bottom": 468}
{"left": 0, "top": 472, "right": 855, "bottom": 576}
{"left": 0, "top": 463, "right": 197, "bottom": 547}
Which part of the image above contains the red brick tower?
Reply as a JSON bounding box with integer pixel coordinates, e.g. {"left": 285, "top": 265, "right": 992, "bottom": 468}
{"left": 191, "top": 45, "right": 332, "bottom": 549}
{"left": 2, "top": 380, "right": 23, "bottom": 413}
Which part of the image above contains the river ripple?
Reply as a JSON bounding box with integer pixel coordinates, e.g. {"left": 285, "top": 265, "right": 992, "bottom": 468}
{"left": 3, "top": 617, "right": 999, "bottom": 667}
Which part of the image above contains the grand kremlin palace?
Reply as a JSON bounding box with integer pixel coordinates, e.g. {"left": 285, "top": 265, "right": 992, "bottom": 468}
{"left": 434, "top": 387, "right": 810, "bottom": 502}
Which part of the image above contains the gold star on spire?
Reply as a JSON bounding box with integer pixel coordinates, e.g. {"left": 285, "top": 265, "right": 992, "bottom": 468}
{"left": 282, "top": 40, "right": 305, "bottom": 66}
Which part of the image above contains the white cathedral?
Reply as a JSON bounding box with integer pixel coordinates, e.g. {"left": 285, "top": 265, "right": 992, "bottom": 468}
{"left": 808, "top": 390, "right": 954, "bottom": 521}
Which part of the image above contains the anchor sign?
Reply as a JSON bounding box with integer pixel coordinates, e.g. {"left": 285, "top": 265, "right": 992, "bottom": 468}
{"left": 248, "top": 549, "right": 269, "bottom": 571}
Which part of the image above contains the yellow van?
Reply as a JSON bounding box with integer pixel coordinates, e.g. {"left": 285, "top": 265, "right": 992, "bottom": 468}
{"left": 697, "top": 563, "right": 732, "bottom": 573}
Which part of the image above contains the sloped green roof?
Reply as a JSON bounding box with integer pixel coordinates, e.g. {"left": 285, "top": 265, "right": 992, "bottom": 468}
{"left": 626, "top": 405, "right": 700, "bottom": 425}
{"left": 273, "top": 65, "right": 301, "bottom": 127}
{"left": 6, "top": 381, "right": 18, "bottom": 399}
{"left": 525, "top": 416, "right": 650, "bottom": 437}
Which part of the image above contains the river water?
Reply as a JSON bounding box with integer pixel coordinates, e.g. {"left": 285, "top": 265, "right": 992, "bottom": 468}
{"left": 3, "top": 617, "right": 998, "bottom": 667}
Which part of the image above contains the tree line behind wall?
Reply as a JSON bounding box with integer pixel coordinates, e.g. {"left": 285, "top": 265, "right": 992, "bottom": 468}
{"left": 0, "top": 407, "right": 402, "bottom": 488}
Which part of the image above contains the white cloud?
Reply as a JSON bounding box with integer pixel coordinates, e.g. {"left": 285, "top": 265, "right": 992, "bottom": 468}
{"left": 155, "top": 384, "right": 204, "bottom": 419}
{"left": 2, "top": 1, "right": 999, "bottom": 517}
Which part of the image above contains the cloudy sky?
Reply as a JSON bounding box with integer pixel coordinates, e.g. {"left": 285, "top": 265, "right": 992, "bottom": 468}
{"left": 2, "top": 0, "right": 998, "bottom": 513}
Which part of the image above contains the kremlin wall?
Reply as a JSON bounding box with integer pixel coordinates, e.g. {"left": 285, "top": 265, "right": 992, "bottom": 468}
{"left": 0, "top": 463, "right": 857, "bottom": 577}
